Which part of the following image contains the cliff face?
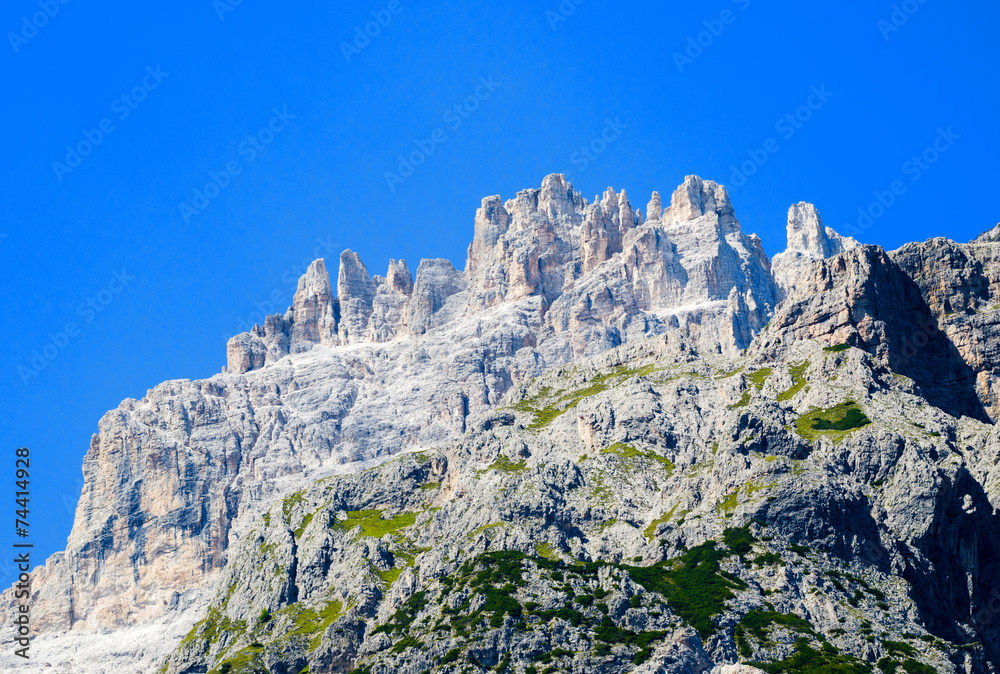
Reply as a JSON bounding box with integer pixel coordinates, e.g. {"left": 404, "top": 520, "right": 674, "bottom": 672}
{"left": 5, "top": 175, "right": 1000, "bottom": 674}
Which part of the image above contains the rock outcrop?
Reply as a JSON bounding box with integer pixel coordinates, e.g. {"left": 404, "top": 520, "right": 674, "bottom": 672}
{"left": 771, "top": 202, "right": 858, "bottom": 300}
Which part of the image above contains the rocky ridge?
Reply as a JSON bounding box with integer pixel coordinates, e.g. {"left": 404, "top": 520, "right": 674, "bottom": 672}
{"left": 3, "top": 175, "right": 1000, "bottom": 674}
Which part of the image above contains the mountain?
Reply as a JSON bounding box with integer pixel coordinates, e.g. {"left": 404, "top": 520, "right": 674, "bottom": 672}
{"left": 4, "top": 175, "right": 1000, "bottom": 674}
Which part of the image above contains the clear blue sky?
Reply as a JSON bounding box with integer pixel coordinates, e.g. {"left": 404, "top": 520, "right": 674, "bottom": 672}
{"left": 1, "top": 0, "right": 997, "bottom": 585}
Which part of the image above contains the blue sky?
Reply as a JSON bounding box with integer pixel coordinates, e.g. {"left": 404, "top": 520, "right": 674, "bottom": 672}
{"left": 1, "top": 0, "right": 997, "bottom": 585}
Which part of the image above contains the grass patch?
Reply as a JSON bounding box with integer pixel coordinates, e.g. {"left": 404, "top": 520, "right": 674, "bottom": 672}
{"left": 643, "top": 504, "right": 679, "bottom": 540}
{"left": 418, "top": 481, "right": 441, "bottom": 491}
{"left": 823, "top": 343, "right": 852, "bottom": 353}
{"left": 747, "top": 368, "right": 773, "bottom": 390}
{"left": 378, "top": 567, "right": 402, "bottom": 586}
{"left": 282, "top": 490, "right": 306, "bottom": 526}
{"left": 511, "top": 363, "right": 656, "bottom": 429}
{"left": 334, "top": 509, "right": 416, "bottom": 539}
{"left": 777, "top": 361, "right": 810, "bottom": 402}
{"left": 602, "top": 443, "right": 674, "bottom": 473}
{"left": 731, "top": 391, "right": 751, "bottom": 409}
{"left": 467, "top": 521, "right": 504, "bottom": 539}
{"left": 534, "top": 542, "right": 561, "bottom": 562}
{"left": 486, "top": 456, "right": 527, "bottom": 473}
{"left": 795, "top": 401, "right": 871, "bottom": 442}
{"left": 271, "top": 599, "right": 345, "bottom": 651}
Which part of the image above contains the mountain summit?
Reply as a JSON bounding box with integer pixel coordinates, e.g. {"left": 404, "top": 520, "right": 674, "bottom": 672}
{"left": 5, "top": 175, "right": 1000, "bottom": 674}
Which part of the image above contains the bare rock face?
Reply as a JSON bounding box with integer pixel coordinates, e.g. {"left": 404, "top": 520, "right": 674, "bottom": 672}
{"left": 291, "top": 258, "right": 339, "bottom": 352}
{"left": 771, "top": 202, "right": 858, "bottom": 300}
{"left": 891, "top": 232, "right": 1000, "bottom": 421}
{"left": 466, "top": 173, "right": 588, "bottom": 312}
{"left": 337, "top": 250, "right": 376, "bottom": 344}
{"left": 580, "top": 187, "right": 636, "bottom": 274}
{"left": 368, "top": 259, "right": 413, "bottom": 343}
{"left": 758, "top": 243, "right": 986, "bottom": 421}
{"left": 407, "top": 258, "right": 466, "bottom": 335}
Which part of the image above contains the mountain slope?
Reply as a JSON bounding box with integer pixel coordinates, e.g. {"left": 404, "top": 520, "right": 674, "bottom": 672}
{"left": 3, "top": 175, "right": 1000, "bottom": 674}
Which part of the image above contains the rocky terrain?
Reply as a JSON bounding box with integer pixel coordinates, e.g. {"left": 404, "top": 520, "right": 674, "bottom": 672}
{"left": 3, "top": 174, "right": 1000, "bottom": 674}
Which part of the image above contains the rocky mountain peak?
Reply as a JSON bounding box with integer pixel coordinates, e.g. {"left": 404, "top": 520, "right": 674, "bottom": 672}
{"left": 646, "top": 190, "right": 662, "bottom": 222}
{"left": 972, "top": 223, "right": 1000, "bottom": 244}
{"left": 664, "top": 175, "right": 733, "bottom": 224}
{"left": 771, "top": 202, "right": 859, "bottom": 300}
{"left": 385, "top": 258, "right": 413, "bottom": 295}
{"left": 290, "top": 258, "right": 337, "bottom": 352}
{"left": 786, "top": 201, "right": 833, "bottom": 257}
{"left": 10, "top": 171, "right": 1000, "bottom": 674}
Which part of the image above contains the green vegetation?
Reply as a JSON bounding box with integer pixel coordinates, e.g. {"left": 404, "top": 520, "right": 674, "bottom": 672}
{"left": 593, "top": 518, "right": 617, "bottom": 533}
{"left": 883, "top": 641, "right": 916, "bottom": 658}
{"left": 795, "top": 401, "right": 871, "bottom": 442}
{"left": 486, "top": 455, "right": 528, "bottom": 473}
{"left": 282, "top": 490, "right": 306, "bottom": 525}
{"left": 747, "top": 368, "right": 773, "bottom": 390}
{"left": 510, "top": 363, "right": 656, "bottom": 429}
{"left": 901, "top": 660, "right": 935, "bottom": 674}
{"left": 752, "top": 636, "right": 872, "bottom": 673}
{"left": 374, "top": 591, "right": 429, "bottom": 635}
{"left": 334, "top": 509, "right": 417, "bottom": 538}
{"left": 602, "top": 442, "right": 674, "bottom": 474}
{"left": 777, "top": 361, "right": 810, "bottom": 402}
{"left": 594, "top": 620, "right": 667, "bottom": 664}
{"left": 735, "top": 608, "right": 819, "bottom": 659}
{"left": 467, "top": 521, "right": 504, "bottom": 539}
{"left": 643, "top": 504, "right": 679, "bottom": 540}
{"left": 378, "top": 567, "right": 403, "bottom": 585}
{"left": 731, "top": 391, "right": 752, "bottom": 409}
{"left": 534, "top": 542, "right": 561, "bottom": 561}
{"left": 877, "top": 658, "right": 899, "bottom": 673}
{"left": 293, "top": 510, "right": 315, "bottom": 539}
{"left": 273, "top": 599, "right": 345, "bottom": 650}
{"left": 209, "top": 648, "right": 268, "bottom": 674}
{"left": 752, "top": 552, "right": 783, "bottom": 567}
{"left": 716, "top": 481, "right": 772, "bottom": 515}
{"left": 181, "top": 604, "right": 247, "bottom": 650}
{"left": 625, "top": 527, "right": 753, "bottom": 637}
{"left": 823, "top": 343, "right": 852, "bottom": 353}
{"left": 418, "top": 481, "right": 441, "bottom": 490}
{"left": 717, "top": 490, "right": 740, "bottom": 514}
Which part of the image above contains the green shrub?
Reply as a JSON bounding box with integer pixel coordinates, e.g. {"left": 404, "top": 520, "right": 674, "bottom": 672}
{"left": 796, "top": 401, "right": 871, "bottom": 442}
